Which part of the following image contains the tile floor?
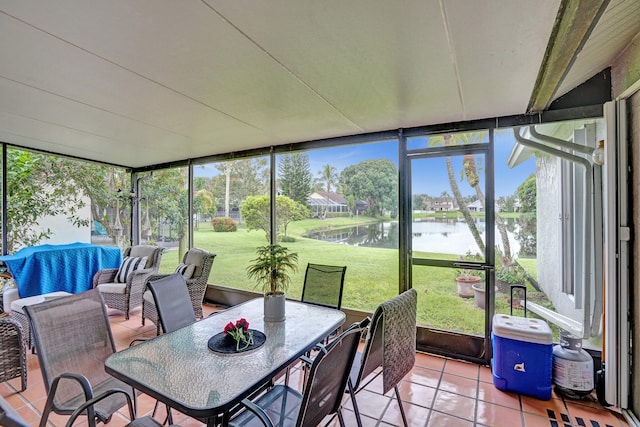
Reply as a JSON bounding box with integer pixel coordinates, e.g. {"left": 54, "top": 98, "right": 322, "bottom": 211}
{"left": 0, "top": 303, "right": 630, "bottom": 427}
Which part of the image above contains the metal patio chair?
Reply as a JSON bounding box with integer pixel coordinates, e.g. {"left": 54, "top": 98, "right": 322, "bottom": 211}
{"left": 142, "top": 248, "right": 215, "bottom": 335}
{"left": 229, "top": 319, "right": 367, "bottom": 427}
{"left": 24, "top": 289, "right": 138, "bottom": 427}
{"left": 0, "top": 395, "right": 29, "bottom": 427}
{"left": 134, "top": 273, "right": 197, "bottom": 424}
{"left": 348, "top": 288, "right": 417, "bottom": 427}
{"left": 301, "top": 263, "right": 347, "bottom": 310}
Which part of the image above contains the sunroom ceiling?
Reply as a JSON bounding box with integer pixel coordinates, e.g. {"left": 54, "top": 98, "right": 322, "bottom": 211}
{"left": 0, "top": 1, "right": 634, "bottom": 169}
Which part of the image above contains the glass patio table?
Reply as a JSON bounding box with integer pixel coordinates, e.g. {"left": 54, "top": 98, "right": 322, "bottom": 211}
{"left": 105, "top": 298, "right": 346, "bottom": 426}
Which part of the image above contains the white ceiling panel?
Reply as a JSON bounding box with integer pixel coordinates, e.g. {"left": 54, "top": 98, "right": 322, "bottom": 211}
{"left": 0, "top": 1, "right": 635, "bottom": 168}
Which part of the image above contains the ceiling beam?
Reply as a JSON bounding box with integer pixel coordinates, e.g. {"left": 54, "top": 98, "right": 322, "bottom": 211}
{"left": 527, "top": 0, "right": 611, "bottom": 112}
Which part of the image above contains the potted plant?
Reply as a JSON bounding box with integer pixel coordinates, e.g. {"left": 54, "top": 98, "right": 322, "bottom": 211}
{"left": 246, "top": 244, "right": 298, "bottom": 322}
{"left": 455, "top": 251, "right": 483, "bottom": 298}
{"left": 496, "top": 264, "right": 527, "bottom": 309}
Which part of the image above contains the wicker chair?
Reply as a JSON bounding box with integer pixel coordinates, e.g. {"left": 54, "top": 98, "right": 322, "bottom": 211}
{"left": 142, "top": 248, "right": 215, "bottom": 334}
{"left": 93, "top": 245, "right": 165, "bottom": 319}
{"left": 0, "top": 317, "right": 27, "bottom": 391}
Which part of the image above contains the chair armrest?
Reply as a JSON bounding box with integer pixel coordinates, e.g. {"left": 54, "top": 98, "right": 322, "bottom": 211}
{"left": 65, "top": 388, "right": 135, "bottom": 427}
{"left": 234, "top": 398, "right": 274, "bottom": 427}
{"left": 52, "top": 373, "right": 93, "bottom": 399}
{"left": 92, "top": 269, "right": 118, "bottom": 287}
{"left": 127, "top": 268, "right": 160, "bottom": 291}
{"left": 129, "top": 338, "right": 149, "bottom": 346}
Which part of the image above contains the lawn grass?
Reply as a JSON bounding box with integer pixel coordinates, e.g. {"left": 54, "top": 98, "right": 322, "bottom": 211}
{"left": 161, "top": 217, "right": 537, "bottom": 336}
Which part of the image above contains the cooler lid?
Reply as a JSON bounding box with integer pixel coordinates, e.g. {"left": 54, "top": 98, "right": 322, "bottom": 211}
{"left": 492, "top": 314, "right": 553, "bottom": 345}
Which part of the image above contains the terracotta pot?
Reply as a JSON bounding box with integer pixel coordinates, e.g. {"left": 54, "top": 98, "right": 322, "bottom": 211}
{"left": 472, "top": 283, "right": 486, "bottom": 309}
{"left": 456, "top": 276, "right": 481, "bottom": 298}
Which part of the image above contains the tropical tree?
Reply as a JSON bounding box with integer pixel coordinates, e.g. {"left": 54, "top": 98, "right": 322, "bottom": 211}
{"left": 194, "top": 188, "right": 214, "bottom": 229}
{"left": 240, "top": 195, "right": 309, "bottom": 241}
{"left": 339, "top": 159, "right": 398, "bottom": 216}
{"left": 429, "top": 133, "right": 513, "bottom": 263}
{"left": 316, "top": 164, "right": 338, "bottom": 192}
{"left": 2, "top": 148, "right": 133, "bottom": 253}
{"left": 278, "top": 153, "right": 313, "bottom": 205}
{"left": 140, "top": 168, "right": 189, "bottom": 257}
{"left": 211, "top": 158, "right": 269, "bottom": 218}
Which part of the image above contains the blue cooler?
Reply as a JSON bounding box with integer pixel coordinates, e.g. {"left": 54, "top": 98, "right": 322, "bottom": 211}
{"left": 491, "top": 314, "right": 553, "bottom": 400}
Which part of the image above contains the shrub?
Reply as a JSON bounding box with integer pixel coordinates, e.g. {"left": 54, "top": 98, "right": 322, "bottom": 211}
{"left": 211, "top": 217, "right": 237, "bottom": 232}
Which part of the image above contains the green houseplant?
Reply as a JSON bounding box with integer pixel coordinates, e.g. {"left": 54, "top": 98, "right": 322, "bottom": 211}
{"left": 246, "top": 244, "right": 298, "bottom": 322}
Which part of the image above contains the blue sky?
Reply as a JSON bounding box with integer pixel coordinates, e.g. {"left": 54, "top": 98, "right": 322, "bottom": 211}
{"left": 195, "top": 128, "right": 535, "bottom": 198}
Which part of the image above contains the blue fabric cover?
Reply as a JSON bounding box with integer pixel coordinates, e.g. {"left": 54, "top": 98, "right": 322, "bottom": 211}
{"left": 0, "top": 243, "right": 122, "bottom": 298}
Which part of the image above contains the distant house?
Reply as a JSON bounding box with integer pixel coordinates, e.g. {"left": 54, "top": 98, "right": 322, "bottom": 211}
{"left": 427, "top": 197, "right": 456, "bottom": 212}
{"left": 308, "top": 191, "right": 349, "bottom": 216}
{"left": 467, "top": 200, "right": 484, "bottom": 212}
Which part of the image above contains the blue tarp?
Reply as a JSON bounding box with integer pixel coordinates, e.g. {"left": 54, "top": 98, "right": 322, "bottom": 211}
{"left": 0, "top": 243, "right": 122, "bottom": 298}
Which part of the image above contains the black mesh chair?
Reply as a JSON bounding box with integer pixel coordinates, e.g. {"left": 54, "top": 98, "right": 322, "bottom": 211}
{"left": 348, "top": 288, "right": 417, "bottom": 427}
{"left": 286, "top": 263, "right": 347, "bottom": 386}
{"left": 64, "top": 389, "right": 170, "bottom": 427}
{"left": 136, "top": 273, "right": 197, "bottom": 424}
{"left": 229, "top": 320, "right": 367, "bottom": 427}
{"left": 24, "top": 289, "right": 138, "bottom": 427}
{"left": 147, "top": 273, "right": 197, "bottom": 334}
{"left": 301, "top": 263, "right": 347, "bottom": 309}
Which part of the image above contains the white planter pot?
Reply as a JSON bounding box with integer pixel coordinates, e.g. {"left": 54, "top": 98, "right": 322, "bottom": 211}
{"left": 263, "top": 293, "right": 286, "bottom": 322}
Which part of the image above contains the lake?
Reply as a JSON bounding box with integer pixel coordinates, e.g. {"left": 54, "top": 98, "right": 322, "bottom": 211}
{"left": 304, "top": 218, "right": 522, "bottom": 256}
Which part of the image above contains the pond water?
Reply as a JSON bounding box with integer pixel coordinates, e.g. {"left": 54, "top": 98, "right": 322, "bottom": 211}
{"left": 304, "top": 218, "right": 522, "bottom": 256}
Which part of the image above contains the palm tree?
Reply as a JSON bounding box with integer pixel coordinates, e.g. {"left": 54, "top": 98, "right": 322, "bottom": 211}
{"left": 317, "top": 164, "right": 338, "bottom": 193}
{"left": 435, "top": 134, "right": 512, "bottom": 262}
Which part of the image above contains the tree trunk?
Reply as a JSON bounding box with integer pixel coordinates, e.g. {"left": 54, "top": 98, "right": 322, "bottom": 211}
{"left": 446, "top": 157, "right": 485, "bottom": 254}
{"left": 224, "top": 164, "right": 231, "bottom": 218}
{"left": 463, "top": 154, "right": 512, "bottom": 261}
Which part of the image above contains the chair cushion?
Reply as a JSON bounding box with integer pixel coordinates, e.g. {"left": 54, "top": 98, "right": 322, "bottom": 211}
{"left": 97, "top": 282, "right": 126, "bottom": 294}
{"left": 184, "top": 249, "right": 206, "bottom": 276}
{"left": 142, "top": 290, "right": 154, "bottom": 304}
{"left": 10, "top": 291, "right": 72, "bottom": 314}
{"left": 115, "top": 256, "right": 148, "bottom": 283}
{"left": 175, "top": 263, "right": 196, "bottom": 279}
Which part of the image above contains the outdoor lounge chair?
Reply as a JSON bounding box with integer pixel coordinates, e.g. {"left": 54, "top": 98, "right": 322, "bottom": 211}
{"left": 93, "top": 245, "right": 164, "bottom": 319}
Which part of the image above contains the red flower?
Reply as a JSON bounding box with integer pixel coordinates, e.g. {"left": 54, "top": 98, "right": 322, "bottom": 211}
{"left": 235, "top": 318, "right": 249, "bottom": 333}
{"left": 222, "top": 318, "right": 254, "bottom": 351}
{"left": 223, "top": 321, "right": 236, "bottom": 335}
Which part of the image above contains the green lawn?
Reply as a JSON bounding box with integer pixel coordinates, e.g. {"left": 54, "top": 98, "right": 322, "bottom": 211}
{"left": 160, "top": 217, "right": 538, "bottom": 336}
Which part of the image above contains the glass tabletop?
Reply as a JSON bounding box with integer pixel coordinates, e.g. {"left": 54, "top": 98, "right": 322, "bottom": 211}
{"left": 105, "top": 298, "right": 346, "bottom": 419}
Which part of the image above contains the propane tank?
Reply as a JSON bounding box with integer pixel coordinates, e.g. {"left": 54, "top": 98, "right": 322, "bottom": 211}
{"left": 552, "top": 332, "right": 594, "bottom": 399}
